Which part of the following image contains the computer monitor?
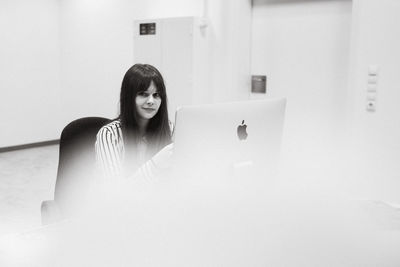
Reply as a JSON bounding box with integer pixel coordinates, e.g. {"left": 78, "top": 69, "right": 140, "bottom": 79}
{"left": 171, "top": 97, "right": 286, "bottom": 182}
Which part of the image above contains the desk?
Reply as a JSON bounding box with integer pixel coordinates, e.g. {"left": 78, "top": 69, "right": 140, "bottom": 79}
{"left": 2, "top": 191, "right": 400, "bottom": 266}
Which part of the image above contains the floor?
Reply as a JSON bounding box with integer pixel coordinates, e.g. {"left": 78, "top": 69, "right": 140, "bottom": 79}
{"left": 0, "top": 145, "right": 58, "bottom": 236}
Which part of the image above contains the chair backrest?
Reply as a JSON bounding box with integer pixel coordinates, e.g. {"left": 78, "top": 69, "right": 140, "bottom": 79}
{"left": 54, "top": 117, "right": 111, "bottom": 216}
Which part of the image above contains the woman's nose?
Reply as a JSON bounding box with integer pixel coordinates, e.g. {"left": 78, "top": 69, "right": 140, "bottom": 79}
{"left": 146, "top": 95, "right": 154, "bottom": 105}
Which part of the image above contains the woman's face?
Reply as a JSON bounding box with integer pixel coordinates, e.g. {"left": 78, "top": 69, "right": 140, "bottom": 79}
{"left": 135, "top": 81, "right": 162, "bottom": 121}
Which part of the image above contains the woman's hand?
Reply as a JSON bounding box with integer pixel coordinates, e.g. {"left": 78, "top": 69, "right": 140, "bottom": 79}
{"left": 152, "top": 143, "right": 174, "bottom": 169}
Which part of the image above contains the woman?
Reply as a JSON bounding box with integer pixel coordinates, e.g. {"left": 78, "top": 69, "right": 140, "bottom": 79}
{"left": 95, "top": 64, "right": 173, "bottom": 183}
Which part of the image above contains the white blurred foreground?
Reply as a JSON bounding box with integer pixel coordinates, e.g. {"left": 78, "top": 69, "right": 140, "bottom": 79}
{"left": 1, "top": 133, "right": 400, "bottom": 266}
{"left": 1, "top": 170, "right": 400, "bottom": 266}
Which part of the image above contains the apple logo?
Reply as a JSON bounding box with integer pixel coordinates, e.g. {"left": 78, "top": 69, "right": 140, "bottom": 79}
{"left": 237, "top": 120, "right": 248, "bottom": 140}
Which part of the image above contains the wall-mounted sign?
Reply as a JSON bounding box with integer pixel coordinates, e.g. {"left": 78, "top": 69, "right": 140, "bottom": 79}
{"left": 139, "top": 23, "right": 156, "bottom": 35}
{"left": 251, "top": 75, "right": 266, "bottom": 93}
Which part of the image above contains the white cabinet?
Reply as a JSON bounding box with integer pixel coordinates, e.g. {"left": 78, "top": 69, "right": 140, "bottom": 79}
{"left": 134, "top": 17, "right": 210, "bottom": 122}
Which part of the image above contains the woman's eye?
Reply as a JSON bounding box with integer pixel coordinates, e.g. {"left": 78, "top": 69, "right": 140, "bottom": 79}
{"left": 137, "top": 92, "right": 148, "bottom": 97}
{"left": 153, "top": 93, "right": 160, "bottom": 98}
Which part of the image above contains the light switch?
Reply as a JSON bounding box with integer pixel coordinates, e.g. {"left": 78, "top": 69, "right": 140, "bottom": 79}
{"left": 367, "top": 92, "right": 376, "bottom": 101}
{"left": 368, "top": 65, "right": 379, "bottom": 76}
{"left": 366, "top": 65, "right": 378, "bottom": 113}
{"left": 367, "top": 84, "right": 377, "bottom": 92}
{"left": 368, "top": 76, "right": 378, "bottom": 84}
{"left": 366, "top": 101, "right": 376, "bottom": 112}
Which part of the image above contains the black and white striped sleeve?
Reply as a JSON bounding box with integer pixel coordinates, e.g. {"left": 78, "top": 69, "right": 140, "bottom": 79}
{"left": 95, "top": 124, "right": 123, "bottom": 181}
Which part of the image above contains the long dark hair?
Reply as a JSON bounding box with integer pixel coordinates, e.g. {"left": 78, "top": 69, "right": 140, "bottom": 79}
{"left": 119, "top": 64, "right": 171, "bottom": 158}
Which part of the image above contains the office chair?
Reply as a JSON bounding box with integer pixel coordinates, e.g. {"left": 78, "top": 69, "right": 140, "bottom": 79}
{"left": 41, "top": 116, "right": 111, "bottom": 225}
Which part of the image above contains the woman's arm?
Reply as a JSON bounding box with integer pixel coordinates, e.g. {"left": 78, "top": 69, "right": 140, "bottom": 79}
{"left": 130, "top": 122, "right": 174, "bottom": 183}
{"left": 95, "top": 126, "right": 124, "bottom": 182}
{"left": 131, "top": 143, "right": 174, "bottom": 183}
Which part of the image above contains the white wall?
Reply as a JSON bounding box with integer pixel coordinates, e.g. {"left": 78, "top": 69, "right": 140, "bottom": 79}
{"left": 60, "top": 0, "right": 251, "bottom": 123}
{"left": 59, "top": 0, "right": 140, "bottom": 124}
{"left": 208, "top": 0, "right": 252, "bottom": 102}
{"left": 252, "top": 0, "right": 352, "bottom": 135}
{"left": 251, "top": 0, "right": 353, "bottom": 189}
{"left": 1, "top": 0, "right": 251, "bottom": 148}
{"left": 0, "top": 0, "right": 61, "bottom": 147}
{"left": 346, "top": 0, "right": 400, "bottom": 202}
{"left": 252, "top": 0, "right": 400, "bottom": 203}
{"left": 58, "top": 0, "right": 205, "bottom": 125}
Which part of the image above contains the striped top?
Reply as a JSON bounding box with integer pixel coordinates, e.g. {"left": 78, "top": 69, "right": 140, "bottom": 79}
{"left": 95, "top": 120, "right": 162, "bottom": 184}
